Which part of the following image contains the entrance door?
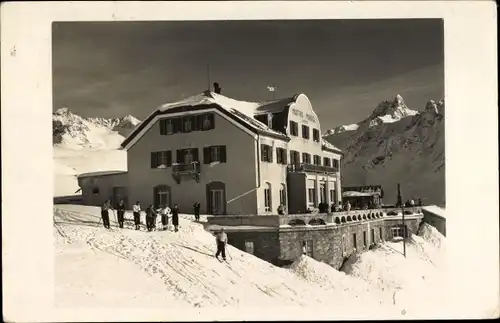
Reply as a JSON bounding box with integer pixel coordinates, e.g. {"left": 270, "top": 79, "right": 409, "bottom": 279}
{"left": 113, "top": 186, "right": 129, "bottom": 209}
{"left": 210, "top": 189, "right": 224, "bottom": 215}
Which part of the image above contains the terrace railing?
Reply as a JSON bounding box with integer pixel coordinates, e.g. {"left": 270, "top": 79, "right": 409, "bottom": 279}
{"left": 287, "top": 163, "right": 339, "bottom": 174}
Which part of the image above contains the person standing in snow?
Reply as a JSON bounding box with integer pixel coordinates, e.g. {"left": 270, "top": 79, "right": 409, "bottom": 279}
{"left": 193, "top": 202, "right": 201, "bottom": 222}
{"left": 158, "top": 205, "right": 171, "bottom": 231}
{"left": 101, "top": 200, "right": 113, "bottom": 229}
{"left": 302, "top": 242, "right": 307, "bottom": 255}
{"left": 215, "top": 228, "right": 228, "bottom": 261}
{"left": 410, "top": 198, "right": 415, "bottom": 207}
{"left": 133, "top": 201, "right": 141, "bottom": 230}
{"left": 145, "top": 205, "right": 157, "bottom": 232}
{"left": 172, "top": 204, "right": 180, "bottom": 232}
{"left": 116, "top": 199, "right": 126, "bottom": 229}
{"left": 417, "top": 198, "right": 423, "bottom": 207}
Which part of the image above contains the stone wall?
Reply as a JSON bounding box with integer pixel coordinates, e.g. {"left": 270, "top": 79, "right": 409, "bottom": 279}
{"left": 226, "top": 230, "right": 283, "bottom": 265}
{"left": 223, "top": 216, "right": 422, "bottom": 269}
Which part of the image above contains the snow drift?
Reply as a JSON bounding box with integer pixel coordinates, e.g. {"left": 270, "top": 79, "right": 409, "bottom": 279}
{"left": 54, "top": 205, "right": 449, "bottom": 318}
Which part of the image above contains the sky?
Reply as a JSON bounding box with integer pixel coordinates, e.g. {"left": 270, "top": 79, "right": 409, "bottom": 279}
{"left": 52, "top": 19, "right": 444, "bottom": 131}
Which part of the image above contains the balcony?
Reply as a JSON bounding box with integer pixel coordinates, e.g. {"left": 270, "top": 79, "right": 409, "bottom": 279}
{"left": 172, "top": 161, "right": 200, "bottom": 184}
{"left": 287, "top": 163, "right": 338, "bottom": 174}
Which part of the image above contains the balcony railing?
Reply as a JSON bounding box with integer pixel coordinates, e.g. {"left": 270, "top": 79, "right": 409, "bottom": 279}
{"left": 287, "top": 163, "right": 339, "bottom": 174}
{"left": 172, "top": 161, "right": 200, "bottom": 174}
{"left": 172, "top": 161, "right": 200, "bottom": 183}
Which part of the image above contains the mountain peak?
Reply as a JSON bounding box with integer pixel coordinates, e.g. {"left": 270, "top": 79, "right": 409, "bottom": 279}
{"left": 365, "top": 94, "right": 418, "bottom": 127}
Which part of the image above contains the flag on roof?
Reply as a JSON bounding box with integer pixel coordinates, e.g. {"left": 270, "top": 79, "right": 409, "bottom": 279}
{"left": 267, "top": 86, "right": 277, "bottom": 92}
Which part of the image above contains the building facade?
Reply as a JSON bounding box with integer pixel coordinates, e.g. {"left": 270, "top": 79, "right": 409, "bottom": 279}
{"left": 77, "top": 90, "right": 343, "bottom": 215}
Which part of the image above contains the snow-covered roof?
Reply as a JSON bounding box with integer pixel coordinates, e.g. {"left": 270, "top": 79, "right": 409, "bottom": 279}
{"left": 422, "top": 205, "right": 446, "bottom": 219}
{"left": 159, "top": 91, "right": 289, "bottom": 138}
{"left": 322, "top": 140, "right": 343, "bottom": 153}
{"left": 342, "top": 191, "right": 378, "bottom": 197}
{"left": 78, "top": 170, "right": 127, "bottom": 178}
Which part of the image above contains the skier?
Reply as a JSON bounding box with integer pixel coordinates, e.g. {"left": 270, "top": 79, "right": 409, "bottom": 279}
{"left": 158, "top": 204, "right": 171, "bottom": 231}
{"left": 172, "top": 204, "right": 180, "bottom": 232}
{"left": 215, "top": 228, "right": 228, "bottom": 261}
{"left": 101, "top": 200, "right": 113, "bottom": 229}
{"left": 133, "top": 201, "right": 141, "bottom": 230}
{"left": 145, "top": 204, "right": 157, "bottom": 232}
{"left": 116, "top": 199, "right": 125, "bottom": 228}
{"left": 193, "top": 202, "right": 201, "bottom": 222}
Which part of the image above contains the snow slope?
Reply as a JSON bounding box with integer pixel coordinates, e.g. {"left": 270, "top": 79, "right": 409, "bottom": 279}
{"left": 324, "top": 96, "right": 445, "bottom": 206}
{"left": 53, "top": 108, "right": 135, "bottom": 197}
{"left": 54, "top": 204, "right": 449, "bottom": 318}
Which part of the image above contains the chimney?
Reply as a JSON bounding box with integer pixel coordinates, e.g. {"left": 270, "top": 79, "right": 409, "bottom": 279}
{"left": 213, "top": 82, "right": 221, "bottom": 94}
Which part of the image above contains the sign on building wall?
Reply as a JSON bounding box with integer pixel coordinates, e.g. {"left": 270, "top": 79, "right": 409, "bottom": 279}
{"left": 291, "top": 108, "right": 316, "bottom": 124}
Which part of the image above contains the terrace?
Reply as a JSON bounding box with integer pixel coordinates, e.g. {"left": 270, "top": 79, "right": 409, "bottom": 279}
{"left": 205, "top": 206, "right": 424, "bottom": 230}
{"left": 287, "top": 163, "right": 339, "bottom": 174}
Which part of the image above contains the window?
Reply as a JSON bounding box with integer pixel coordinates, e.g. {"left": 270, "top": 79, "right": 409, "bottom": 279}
{"left": 302, "top": 125, "right": 310, "bottom": 139}
{"left": 276, "top": 147, "right": 287, "bottom": 164}
{"left": 245, "top": 241, "right": 255, "bottom": 255}
{"left": 341, "top": 236, "right": 346, "bottom": 255}
{"left": 176, "top": 148, "right": 199, "bottom": 164}
{"left": 380, "top": 227, "right": 383, "bottom": 241}
{"left": 313, "top": 155, "right": 321, "bottom": 166}
{"left": 319, "top": 184, "right": 327, "bottom": 203}
{"left": 198, "top": 114, "right": 215, "bottom": 131}
{"left": 391, "top": 225, "right": 408, "bottom": 239}
{"left": 302, "top": 153, "right": 311, "bottom": 164}
{"left": 313, "top": 129, "right": 320, "bottom": 142}
{"left": 264, "top": 182, "right": 272, "bottom": 212}
{"left": 353, "top": 233, "right": 357, "bottom": 250}
{"left": 289, "top": 121, "right": 299, "bottom": 136}
{"left": 151, "top": 151, "right": 172, "bottom": 168}
{"left": 280, "top": 184, "right": 287, "bottom": 206}
{"left": 308, "top": 188, "right": 316, "bottom": 206}
{"left": 261, "top": 144, "right": 273, "bottom": 162}
{"left": 203, "top": 146, "right": 227, "bottom": 164}
{"left": 92, "top": 187, "right": 100, "bottom": 195}
{"left": 363, "top": 231, "right": 367, "bottom": 248}
{"left": 329, "top": 189, "right": 336, "bottom": 204}
{"left": 323, "top": 157, "right": 331, "bottom": 167}
{"left": 154, "top": 185, "right": 171, "bottom": 208}
{"left": 332, "top": 159, "right": 339, "bottom": 169}
{"left": 182, "top": 116, "right": 193, "bottom": 133}
{"left": 172, "top": 117, "right": 182, "bottom": 133}
{"left": 304, "top": 240, "right": 314, "bottom": 257}
{"left": 290, "top": 150, "right": 300, "bottom": 164}
{"left": 159, "top": 119, "right": 174, "bottom": 135}
{"left": 371, "top": 229, "right": 375, "bottom": 245}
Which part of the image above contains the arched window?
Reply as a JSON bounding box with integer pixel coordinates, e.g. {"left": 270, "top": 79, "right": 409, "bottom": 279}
{"left": 279, "top": 183, "right": 287, "bottom": 207}
{"left": 264, "top": 182, "right": 272, "bottom": 212}
{"left": 154, "top": 185, "right": 171, "bottom": 208}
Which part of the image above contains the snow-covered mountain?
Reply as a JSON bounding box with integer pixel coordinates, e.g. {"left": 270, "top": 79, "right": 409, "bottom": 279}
{"left": 52, "top": 107, "right": 141, "bottom": 149}
{"left": 324, "top": 95, "right": 445, "bottom": 206}
{"left": 53, "top": 108, "right": 136, "bottom": 197}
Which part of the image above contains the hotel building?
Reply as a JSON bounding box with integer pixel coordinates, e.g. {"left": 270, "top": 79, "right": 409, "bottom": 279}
{"left": 77, "top": 89, "right": 343, "bottom": 215}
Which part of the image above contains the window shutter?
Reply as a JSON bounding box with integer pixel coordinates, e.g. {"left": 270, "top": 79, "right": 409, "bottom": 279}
{"left": 220, "top": 146, "right": 227, "bottom": 163}
{"left": 276, "top": 148, "right": 281, "bottom": 164}
{"left": 282, "top": 149, "right": 287, "bottom": 164}
{"left": 166, "top": 151, "right": 172, "bottom": 166}
{"left": 173, "top": 118, "right": 182, "bottom": 133}
{"left": 159, "top": 120, "right": 165, "bottom": 135}
{"left": 268, "top": 146, "right": 273, "bottom": 163}
{"left": 192, "top": 115, "right": 200, "bottom": 131}
{"left": 176, "top": 149, "right": 183, "bottom": 164}
{"left": 192, "top": 148, "right": 199, "bottom": 162}
{"left": 151, "top": 152, "right": 157, "bottom": 168}
{"left": 208, "top": 113, "right": 215, "bottom": 130}
{"left": 261, "top": 145, "right": 266, "bottom": 162}
{"left": 203, "top": 147, "right": 211, "bottom": 164}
